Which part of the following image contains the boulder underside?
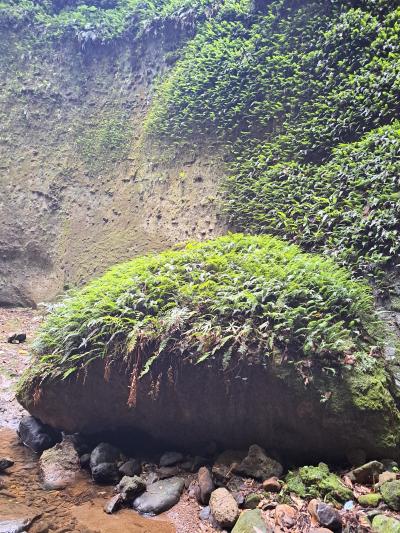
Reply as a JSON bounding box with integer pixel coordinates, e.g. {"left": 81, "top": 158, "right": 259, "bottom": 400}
{"left": 17, "top": 358, "right": 400, "bottom": 463}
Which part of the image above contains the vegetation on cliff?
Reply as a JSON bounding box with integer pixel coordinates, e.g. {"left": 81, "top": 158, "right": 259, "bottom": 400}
{"left": 146, "top": 0, "right": 400, "bottom": 285}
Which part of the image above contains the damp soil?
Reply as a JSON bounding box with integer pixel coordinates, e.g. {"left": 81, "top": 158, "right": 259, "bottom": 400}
{"left": 0, "top": 308, "right": 216, "bottom": 533}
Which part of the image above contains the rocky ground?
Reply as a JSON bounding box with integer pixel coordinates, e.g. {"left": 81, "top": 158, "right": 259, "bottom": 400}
{"left": 0, "top": 308, "right": 214, "bottom": 533}
{"left": 2, "top": 308, "right": 400, "bottom": 533}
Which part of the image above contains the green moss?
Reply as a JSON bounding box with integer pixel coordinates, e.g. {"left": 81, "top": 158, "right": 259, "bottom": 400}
{"left": 285, "top": 463, "right": 353, "bottom": 503}
{"left": 380, "top": 480, "right": 400, "bottom": 511}
{"left": 244, "top": 493, "right": 263, "bottom": 509}
{"left": 358, "top": 493, "right": 382, "bottom": 507}
{"left": 372, "top": 514, "right": 400, "bottom": 533}
{"left": 17, "top": 234, "right": 383, "bottom": 385}
{"left": 76, "top": 112, "right": 132, "bottom": 175}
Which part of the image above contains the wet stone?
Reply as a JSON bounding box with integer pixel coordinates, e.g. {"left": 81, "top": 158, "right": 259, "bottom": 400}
{"left": 118, "top": 459, "right": 141, "bottom": 477}
{"left": 91, "top": 462, "right": 121, "bottom": 484}
{"left": 0, "top": 457, "right": 14, "bottom": 471}
{"left": 104, "top": 494, "right": 122, "bottom": 514}
{"left": 18, "top": 416, "right": 61, "bottom": 454}
{"left": 90, "top": 443, "right": 120, "bottom": 469}
{"left": 116, "top": 475, "right": 146, "bottom": 502}
{"left": 133, "top": 477, "right": 185, "bottom": 515}
{"left": 0, "top": 519, "right": 32, "bottom": 533}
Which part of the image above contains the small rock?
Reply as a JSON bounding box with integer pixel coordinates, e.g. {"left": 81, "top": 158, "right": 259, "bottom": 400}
{"left": 104, "top": 493, "right": 122, "bottom": 514}
{"left": 233, "top": 492, "right": 245, "bottom": 506}
{"left": 381, "top": 459, "right": 399, "bottom": 472}
{"left": 119, "top": 459, "right": 141, "bottom": 477}
{"left": 198, "top": 466, "right": 214, "bottom": 505}
{"left": 380, "top": 479, "right": 400, "bottom": 510}
{"left": 357, "top": 492, "right": 382, "bottom": 507}
{"left": 116, "top": 475, "right": 146, "bottom": 502}
{"left": 232, "top": 509, "right": 269, "bottom": 533}
{"left": 372, "top": 514, "right": 400, "bottom": 532}
{"left": 376, "top": 471, "right": 397, "bottom": 487}
{"left": 244, "top": 493, "right": 263, "bottom": 509}
{"left": 133, "top": 477, "right": 185, "bottom": 515}
{"left": 90, "top": 443, "right": 120, "bottom": 470}
{"left": 0, "top": 458, "right": 14, "bottom": 472}
{"left": 348, "top": 460, "right": 384, "bottom": 484}
{"left": 79, "top": 453, "right": 91, "bottom": 469}
{"left": 92, "top": 462, "right": 121, "bottom": 484}
{"left": 199, "top": 506, "right": 211, "bottom": 521}
{"left": 209, "top": 487, "right": 239, "bottom": 528}
{"left": 159, "top": 451, "right": 184, "bottom": 467}
{"left": 275, "top": 504, "right": 297, "bottom": 529}
{"left": 309, "top": 529, "right": 333, "bottom": 533}
{"left": 235, "top": 445, "right": 283, "bottom": 481}
{"left": 39, "top": 437, "right": 80, "bottom": 490}
{"left": 311, "top": 501, "right": 342, "bottom": 532}
{"left": 262, "top": 476, "right": 281, "bottom": 492}
{"left": 0, "top": 519, "right": 32, "bottom": 533}
{"left": 157, "top": 466, "right": 181, "bottom": 479}
{"left": 343, "top": 500, "right": 354, "bottom": 511}
{"left": 18, "top": 416, "right": 61, "bottom": 454}
{"left": 345, "top": 449, "right": 366, "bottom": 467}
{"left": 212, "top": 450, "right": 246, "bottom": 484}
{"left": 8, "top": 332, "right": 26, "bottom": 343}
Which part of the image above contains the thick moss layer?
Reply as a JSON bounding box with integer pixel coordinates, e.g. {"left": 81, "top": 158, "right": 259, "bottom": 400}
{"left": 21, "top": 234, "right": 384, "bottom": 383}
{"left": 285, "top": 463, "right": 353, "bottom": 504}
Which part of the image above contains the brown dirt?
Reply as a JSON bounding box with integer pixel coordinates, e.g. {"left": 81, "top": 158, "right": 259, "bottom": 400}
{"left": 0, "top": 307, "right": 217, "bottom": 532}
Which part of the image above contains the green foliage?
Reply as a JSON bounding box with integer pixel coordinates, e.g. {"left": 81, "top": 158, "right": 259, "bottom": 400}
{"left": 146, "top": 0, "right": 400, "bottom": 283}
{"left": 29, "top": 234, "right": 383, "bottom": 382}
{"left": 0, "top": 0, "right": 213, "bottom": 42}
{"left": 226, "top": 123, "right": 400, "bottom": 282}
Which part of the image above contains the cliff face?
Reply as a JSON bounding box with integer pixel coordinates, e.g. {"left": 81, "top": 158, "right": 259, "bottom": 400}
{"left": 0, "top": 28, "right": 226, "bottom": 306}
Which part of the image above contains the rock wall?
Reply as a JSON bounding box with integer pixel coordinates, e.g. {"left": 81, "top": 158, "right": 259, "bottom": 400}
{"left": 0, "top": 28, "right": 226, "bottom": 306}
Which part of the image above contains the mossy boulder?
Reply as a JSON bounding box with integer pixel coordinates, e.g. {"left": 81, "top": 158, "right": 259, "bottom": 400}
{"left": 17, "top": 235, "right": 400, "bottom": 460}
{"left": 285, "top": 463, "right": 353, "bottom": 503}
{"left": 232, "top": 509, "right": 268, "bottom": 533}
{"left": 357, "top": 493, "right": 382, "bottom": 507}
{"left": 372, "top": 514, "right": 400, "bottom": 533}
{"left": 380, "top": 480, "right": 400, "bottom": 511}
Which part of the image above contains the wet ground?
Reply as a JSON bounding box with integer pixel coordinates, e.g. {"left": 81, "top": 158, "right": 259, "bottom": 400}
{"left": 0, "top": 308, "right": 214, "bottom": 533}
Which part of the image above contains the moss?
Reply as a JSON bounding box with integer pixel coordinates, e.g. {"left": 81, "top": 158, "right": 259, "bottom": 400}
{"left": 244, "top": 493, "right": 263, "bottom": 509}
{"left": 18, "top": 233, "right": 384, "bottom": 385}
{"left": 372, "top": 514, "right": 400, "bottom": 533}
{"left": 358, "top": 493, "right": 382, "bottom": 507}
{"left": 380, "top": 480, "right": 400, "bottom": 511}
{"left": 76, "top": 112, "right": 132, "bottom": 175}
{"left": 285, "top": 463, "right": 352, "bottom": 503}
{"left": 285, "top": 471, "right": 306, "bottom": 498}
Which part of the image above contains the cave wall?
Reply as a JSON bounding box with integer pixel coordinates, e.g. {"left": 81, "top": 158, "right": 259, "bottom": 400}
{"left": 0, "top": 29, "right": 226, "bottom": 306}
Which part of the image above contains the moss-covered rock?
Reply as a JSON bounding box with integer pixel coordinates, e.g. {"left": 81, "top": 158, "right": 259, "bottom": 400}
{"left": 357, "top": 493, "right": 382, "bottom": 507}
{"left": 380, "top": 480, "right": 400, "bottom": 511}
{"left": 285, "top": 463, "right": 353, "bottom": 504}
{"left": 232, "top": 509, "right": 268, "bottom": 533}
{"left": 243, "top": 493, "right": 263, "bottom": 510}
{"left": 17, "top": 235, "right": 400, "bottom": 459}
{"left": 372, "top": 514, "right": 400, "bottom": 533}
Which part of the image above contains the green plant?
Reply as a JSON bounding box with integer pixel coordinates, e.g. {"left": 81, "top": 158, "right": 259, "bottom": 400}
{"left": 27, "top": 234, "right": 384, "bottom": 389}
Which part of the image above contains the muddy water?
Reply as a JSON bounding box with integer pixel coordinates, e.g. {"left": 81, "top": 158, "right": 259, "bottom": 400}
{"left": 0, "top": 428, "right": 175, "bottom": 533}
{"left": 0, "top": 308, "right": 178, "bottom": 533}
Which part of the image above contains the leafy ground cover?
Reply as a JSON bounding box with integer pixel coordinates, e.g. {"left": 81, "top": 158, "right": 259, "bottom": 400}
{"left": 28, "top": 234, "right": 383, "bottom": 383}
